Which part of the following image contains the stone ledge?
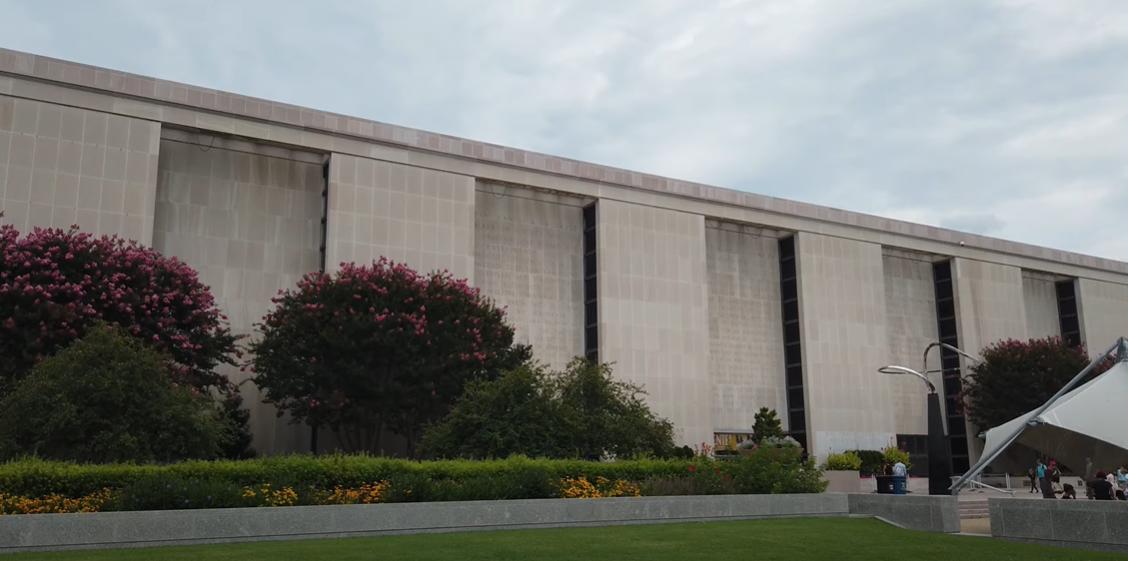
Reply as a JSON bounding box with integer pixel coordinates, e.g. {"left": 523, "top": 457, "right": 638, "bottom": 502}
{"left": 989, "top": 497, "right": 1128, "bottom": 552}
{"left": 0, "top": 493, "right": 963, "bottom": 554}
{"left": 848, "top": 493, "right": 961, "bottom": 533}
{"left": 0, "top": 495, "right": 846, "bottom": 554}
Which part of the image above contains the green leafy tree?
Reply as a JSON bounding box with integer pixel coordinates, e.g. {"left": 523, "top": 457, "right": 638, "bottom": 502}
{"left": 249, "top": 258, "right": 530, "bottom": 456}
{"left": 961, "top": 336, "right": 1111, "bottom": 431}
{"left": 751, "top": 407, "right": 784, "bottom": 444}
{"left": 557, "top": 359, "right": 675, "bottom": 460}
{"left": 421, "top": 359, "right": 675, "bottom": 460}
{"left": 0, "top": 326, "right": 233, "bottom": 463}
{"left": 419, "top": 364, "right": 569, "bottom": 459}
{"left": 0, "top": 220, "right": 252, "bottom": 459}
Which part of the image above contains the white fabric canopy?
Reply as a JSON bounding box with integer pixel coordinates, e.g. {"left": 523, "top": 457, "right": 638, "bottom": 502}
{"left": 980, "top": 360, "right": 1128, "bottom": 477}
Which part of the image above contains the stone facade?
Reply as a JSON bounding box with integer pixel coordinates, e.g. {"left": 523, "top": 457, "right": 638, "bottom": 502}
{"left": 1021, "top": 272, "right": 1061, "bottom": 340}
{"left": 473, "top": 187, "right": 585, "bottom": 371}
{"left": 326, "top": 153, "right": 476, "bottom": 280}
{"left": 796, "top": 233, "right": 895, "bottom": 459}
{"left": 4, "top": 50, "right": 1128, "bottom": 459}
{"left": 1078, "top": 278, "right": 1128, "bottom": 353}
{"left": 882, "top": 250, "right": 940, "bottom": 436}
{"left": 705, "top": 224, "right": 786, "bottom": 433}
{"left": 1, "top": 96, "right": 158, "bottom": 242}
{"left": 597, "top": 200, "right": 712, "bottom": 446}
{"left": 152, "top": 134, "right": 322, "bottom": 454}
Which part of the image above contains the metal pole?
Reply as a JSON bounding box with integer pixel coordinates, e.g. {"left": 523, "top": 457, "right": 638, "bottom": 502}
{"left": 949, "top": 338, "right": 1124, "bottom": 494}
{"left": 921, "top": 342, "right": 979, "bottom": 495}
{"left": 926, "top": 392, "right": 951, "bottom": 495}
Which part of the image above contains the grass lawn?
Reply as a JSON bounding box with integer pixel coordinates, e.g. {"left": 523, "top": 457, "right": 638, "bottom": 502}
{"left": 10, "top": 517, "right": 1124, "bottom": 561}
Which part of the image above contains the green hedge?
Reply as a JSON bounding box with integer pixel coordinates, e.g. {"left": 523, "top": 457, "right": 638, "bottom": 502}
{"left": 849, "top": 450, "right": 885, "bottom": 475}
{"left": 0, "top": 452, "right": 826, "bottom": 504}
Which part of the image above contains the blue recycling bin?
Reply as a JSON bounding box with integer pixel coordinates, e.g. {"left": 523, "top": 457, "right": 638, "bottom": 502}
{"left": 892, "top": 475, "right": 907, "bottom": 495}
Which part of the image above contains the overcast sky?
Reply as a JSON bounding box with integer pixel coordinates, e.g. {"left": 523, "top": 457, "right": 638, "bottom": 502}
{"left": 4, "top": 1, "right": 1127, "bottom": 260}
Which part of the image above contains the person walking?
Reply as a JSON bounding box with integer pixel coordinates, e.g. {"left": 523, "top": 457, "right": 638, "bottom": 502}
{"left": 1035, "top": 460, "right": 1053, "bottom": 498}
{"left": 1027, "top": 467, "right": 1038, "bottom": 493}
{"left": 1050, "top": 461, "right": 1062, "bottom": 494}
{"left": 1092, "top": 472, "right": 1115, "bottom": 500}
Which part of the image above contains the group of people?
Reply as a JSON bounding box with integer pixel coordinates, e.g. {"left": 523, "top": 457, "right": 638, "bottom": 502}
{"left": 1028, "top": 458, "right": 1128, "bottom": 500}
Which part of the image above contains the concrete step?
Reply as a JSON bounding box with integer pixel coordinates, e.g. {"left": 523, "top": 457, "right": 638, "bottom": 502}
{"left": 961, "top": 503, "right": 988, "bottom": 521}
{"left": 959, "top": 502, "right": 990, "bottom": 520}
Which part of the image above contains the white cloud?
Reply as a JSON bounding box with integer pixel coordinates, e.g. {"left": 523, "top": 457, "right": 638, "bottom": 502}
{"left": 2, "top": 0, "right": 1127, "bottom": 259}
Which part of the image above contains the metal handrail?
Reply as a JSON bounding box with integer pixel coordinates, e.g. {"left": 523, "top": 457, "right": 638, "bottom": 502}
{"left": 953, "top": 476, "right": 1015, "bottom": 497}
{"left": 966, "top": 479, "right": 1015, "bottom": 497}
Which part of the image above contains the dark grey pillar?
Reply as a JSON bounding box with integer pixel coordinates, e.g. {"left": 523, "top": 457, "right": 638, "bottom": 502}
{"left": 927, "top": 392, "right": 952, "bottom": 495}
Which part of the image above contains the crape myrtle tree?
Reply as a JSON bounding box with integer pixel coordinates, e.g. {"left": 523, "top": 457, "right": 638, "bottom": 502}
{"left": 960, "top": 336, "right": 1112, "bottom": 431}
{"left": 0, "top": 219, "right": 253, "bottom": 458}
{"left": 248, "top": 258, "right": 531, "bottom": 456}
{"left": 0, "top": 222, "right": 237, "bottom": 392}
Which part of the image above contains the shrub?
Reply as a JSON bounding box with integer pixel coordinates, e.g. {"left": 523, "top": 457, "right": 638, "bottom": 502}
{"left": 825, "top": 452, "right": 863, "bottom": 471}
{"left": 726, "top": 447, "right": 827, "bottom": 494}
{"left": 557, "top": 359, "right": 675, "bottom": 460}
{"left": 961, "top": 336, "right": 1111, "bottom": 431}
{"left": 0, "top": 326, "right": 234, "bottom": 464}
{"left": 0, "top": 453, "right": 825, "bottom": 509}
{"left": 422, "top": 359, "right": 675, "bottom": 461}
{"left": 555, "top": 477, "right": 641, "bottom": 499}
{"left": 850, "top": 450, "right": 885, "bottom": 475}
{"left": 0, "top": 488, "right": 116, "bottom": 515}
{"left": 0, "top": 223, "right": 252, "bottom": 459}
{"left": 882, "top": 446, "right": 912, "bottom": 472}
{"left": 758, "top": 436, "right": 801, "bottom": 449}
{"left": 249, "top": 258, "right": 531, "bottom": 456}
{"left": 420, "top": 364, "right": 568, "bottom": 459}
{"left": 751, "top": 408, "right": 784, "bottom": 444}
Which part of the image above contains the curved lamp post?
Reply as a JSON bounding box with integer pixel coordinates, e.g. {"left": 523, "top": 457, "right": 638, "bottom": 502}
{"left": 878, "top": 365, "right": 937, "bottom": 393}
{"left": 879, "top": 343, "right": 982, "bottom": 495}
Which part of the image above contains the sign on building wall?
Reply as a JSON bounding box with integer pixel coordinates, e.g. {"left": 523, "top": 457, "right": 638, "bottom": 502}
{"left": 714, "top": 432, "right": 756, "bottom": 451}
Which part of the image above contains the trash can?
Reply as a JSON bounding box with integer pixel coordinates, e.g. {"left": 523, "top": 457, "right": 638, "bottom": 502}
{"left": 892, "top": 475, "right": 907, "bottom": 495}
{"left": 875, "top": 475, "right": 894, "bottom": 494}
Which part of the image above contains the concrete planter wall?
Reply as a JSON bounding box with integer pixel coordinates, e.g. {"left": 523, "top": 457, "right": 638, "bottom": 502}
{"left": 989, "top": 497, "right": 1128, "bottom": 554}
{"left": 848, "top": 493, "right": 960, "bottom": 534}
{"left": 0, "top": 493, "right": 960, "bottom": 555}
{"left": 823, "top": 471, "right": 862, "bottom": 493}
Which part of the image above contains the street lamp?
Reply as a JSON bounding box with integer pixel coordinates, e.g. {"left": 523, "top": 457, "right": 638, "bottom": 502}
{"left": 879, "top": 343, "right": 982, "bottom": 495}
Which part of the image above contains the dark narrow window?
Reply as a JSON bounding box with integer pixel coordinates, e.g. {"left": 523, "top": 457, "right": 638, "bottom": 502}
{"left": 896, "top": 434, "right": 929, "bottom": 476}
{"left": 778, "top": 236, "right": 806, "bottom": 451}
{"left": 932, "top": 260, "right": 968, "bottom": 474}
{"left": 582, "top": 204, "right": 598, "bottom": 362}
{"left": 319, "top": 161, "right": 330, "bottom": 272}
{"left": 312, "top": 159, "right": 331, "bottom": 455}
{"left": 1056, "top": 280, "right": 1081, "bottom": 348}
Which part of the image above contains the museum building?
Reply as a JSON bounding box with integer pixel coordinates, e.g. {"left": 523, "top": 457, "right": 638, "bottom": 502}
{"left": 3, "top": 48, "right": 1128, "bottom": 471}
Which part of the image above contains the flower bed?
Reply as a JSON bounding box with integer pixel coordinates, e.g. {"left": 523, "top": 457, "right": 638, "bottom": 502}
{"left": 0, "top": 451, "right": 826, "bottom": 515}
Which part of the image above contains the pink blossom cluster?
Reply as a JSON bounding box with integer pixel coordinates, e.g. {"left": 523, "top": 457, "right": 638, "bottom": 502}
{"left": 261, "top": 258, "right": 508, "bottom": 368}
{"left": 249, "top": 257, "right": 518, "bottom": 423}
{"left": 0, "top": 223, "right": 237, "bottom": 390}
